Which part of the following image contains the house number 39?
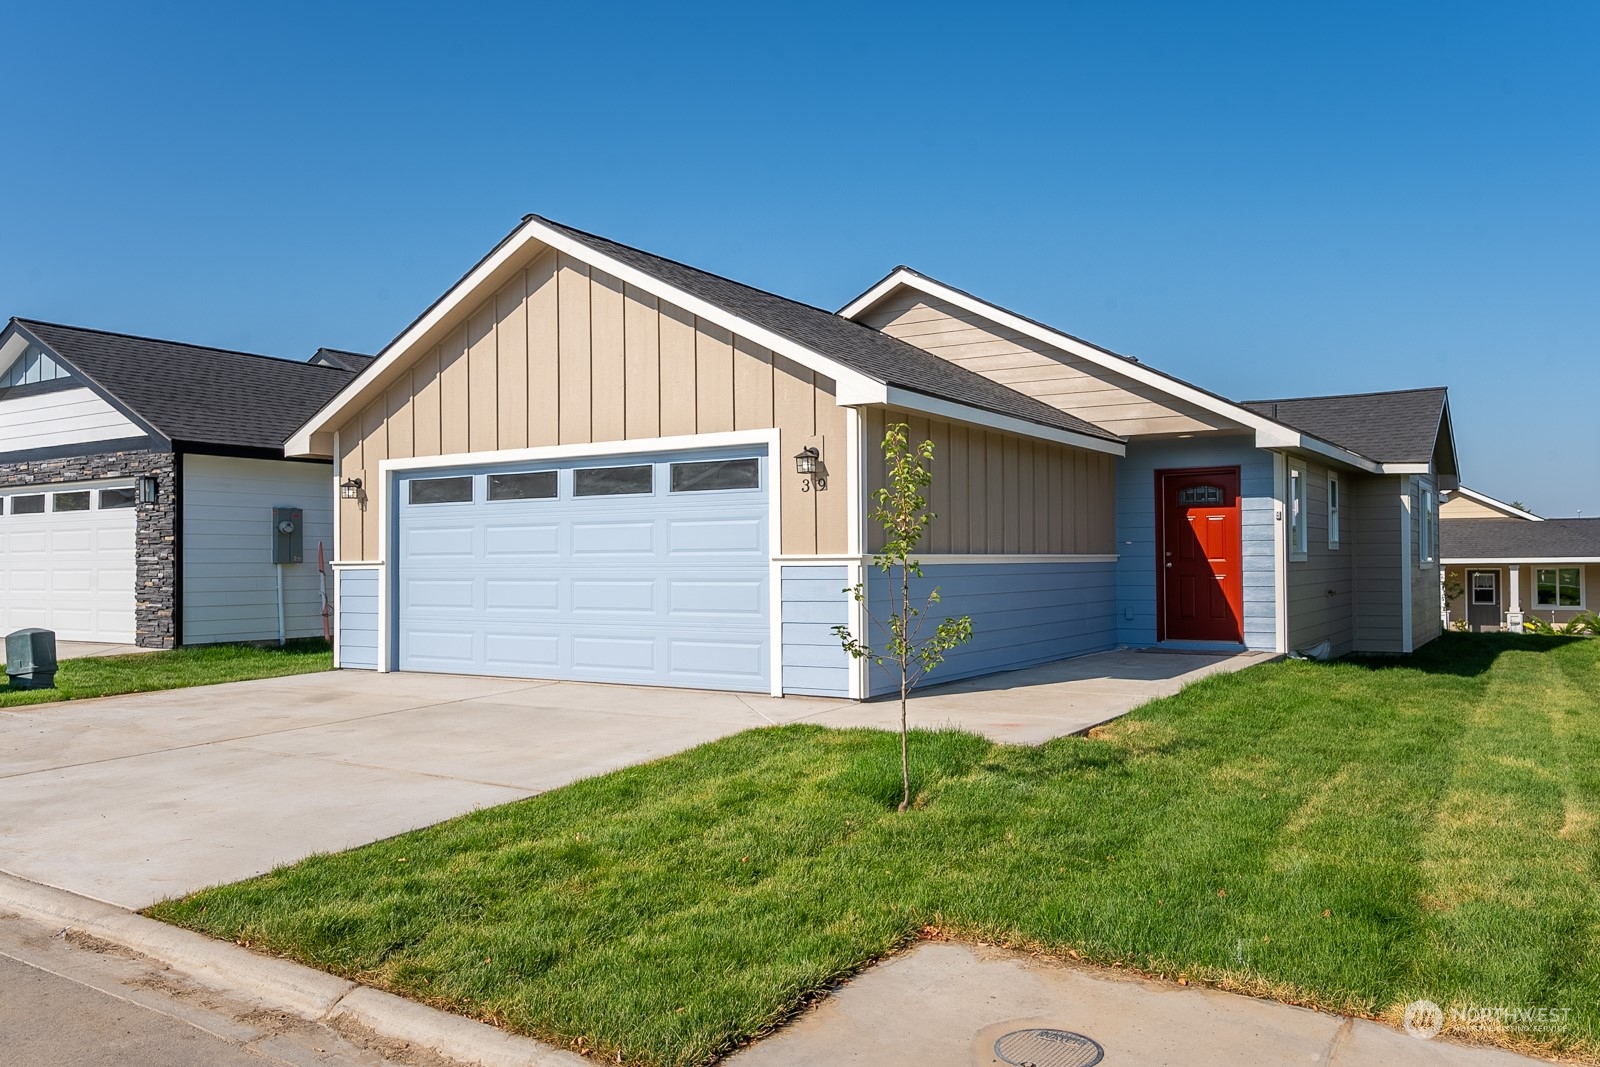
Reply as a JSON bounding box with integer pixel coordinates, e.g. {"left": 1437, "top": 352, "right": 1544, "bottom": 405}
{"left": 802, "top": 476, "right": 827, "bottom": 492}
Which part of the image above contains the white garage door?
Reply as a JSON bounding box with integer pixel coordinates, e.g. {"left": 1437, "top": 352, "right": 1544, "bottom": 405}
{"left": 395, "top": 448, "right": 770, "bottom": 692}
{"left": 0, "top": 483, "right": 137, "bottom": 643}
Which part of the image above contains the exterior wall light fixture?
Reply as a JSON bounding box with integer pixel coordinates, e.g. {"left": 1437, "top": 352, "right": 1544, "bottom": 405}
{"left": 136, "top": 475, "right": 158, "bottom": 504}
{"left": 340, "top": 477, "right": 364, "bottom": 500}
{"left": 793, "top": 447, "right": 819, "bottom": 475}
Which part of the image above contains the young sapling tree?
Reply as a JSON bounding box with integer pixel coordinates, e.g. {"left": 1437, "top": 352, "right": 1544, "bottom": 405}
{"left": 834, "top": 422, "right": 973, "bottom": 812}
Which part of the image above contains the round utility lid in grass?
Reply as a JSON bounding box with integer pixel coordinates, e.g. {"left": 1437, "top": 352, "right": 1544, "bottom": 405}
{"left": 993, "top": 1027, "right": 1105, "bottom": 1067}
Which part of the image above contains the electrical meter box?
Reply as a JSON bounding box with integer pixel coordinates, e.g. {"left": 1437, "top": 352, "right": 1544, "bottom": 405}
{"left": 272, "top": 506, "right": 303, "bottom": 564}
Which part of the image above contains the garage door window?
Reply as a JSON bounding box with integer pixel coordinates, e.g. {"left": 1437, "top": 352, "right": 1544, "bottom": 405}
{"left": 99, "top": 487, "right": 137, "bottom": 509}
{"left": 488, "top": 471, "right": 557, "bottom": 501}
{"left": 574, "top": 465, "right": 653, "bottom": 497}
{"left": 52, "top": 491, "right": 91, "bottom": 512}
{"left": 409, "top": 476, "right": 474, "bottom": 505}
{"left": 671, "top": 458, "right": 760, "bottom": 492}
{"left": 10, "top": 494, "right": 44, "bottom": 515}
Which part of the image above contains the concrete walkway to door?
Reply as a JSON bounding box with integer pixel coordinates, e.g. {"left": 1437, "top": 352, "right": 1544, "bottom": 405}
{"left": 802, "top": 648, "right": 1277, "bottom": 744}
{"left": 0, "top": 670, "right": 850, "bottom": 910}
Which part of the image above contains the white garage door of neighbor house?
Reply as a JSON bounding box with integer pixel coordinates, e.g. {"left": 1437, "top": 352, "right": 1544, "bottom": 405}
{"left": 395, "top": 448, "right": 771, "bottom": 692}
{"left": 0, "top": 483, "right": 138, "bottom": 643}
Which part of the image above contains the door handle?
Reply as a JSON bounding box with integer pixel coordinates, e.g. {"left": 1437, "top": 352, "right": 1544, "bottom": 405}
{"left": 1165, "top": 562, "right": 1173, "bottom": 568}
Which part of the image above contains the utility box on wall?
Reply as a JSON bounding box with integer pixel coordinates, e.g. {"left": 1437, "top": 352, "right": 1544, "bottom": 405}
{"left": 273, "top": 506, "right": 303, "bottom": 564}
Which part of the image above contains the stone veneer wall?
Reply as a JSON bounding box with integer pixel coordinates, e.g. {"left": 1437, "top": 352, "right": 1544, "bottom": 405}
{"left": 0, "top": 447, "right": 178, "bottom": 647}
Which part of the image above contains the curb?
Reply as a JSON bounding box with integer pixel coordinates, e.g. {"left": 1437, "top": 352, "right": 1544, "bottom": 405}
{"left": 0, "top": 870, "right": 584, "bottom": 1067}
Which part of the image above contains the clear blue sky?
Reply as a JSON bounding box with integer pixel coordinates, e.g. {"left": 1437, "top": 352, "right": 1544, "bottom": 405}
{"left": 3, "top": 2, "right": 1595, "bottom": 514}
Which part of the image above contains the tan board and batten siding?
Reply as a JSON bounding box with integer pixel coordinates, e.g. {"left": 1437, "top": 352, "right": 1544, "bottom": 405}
{"left": 335, "top": 248, "right": 848, "bottom": 560}
{"left": 860, "top": 406, "right": 1115, "bottom": 555}
{"left": 858, "top": 289, "right": 1235, "bottom": 438}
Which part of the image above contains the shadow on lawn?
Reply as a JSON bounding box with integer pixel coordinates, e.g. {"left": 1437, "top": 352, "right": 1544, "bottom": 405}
{"left": 1339, "top": 631, "right": 1582, "bottom": 678}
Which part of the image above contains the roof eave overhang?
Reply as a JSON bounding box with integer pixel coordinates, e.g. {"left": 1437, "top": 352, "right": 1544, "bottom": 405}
{"left": 839, "top": 381, "right": 1124, "bottom": 455}
{"left": 288, "top": 216, "right": 890, "bottom": 458}
{"left": 843, "top": 270, "right": 1378, "bottom": 473}
{"left": 1444, "top": 557, "right": 1600, "bottom": 565}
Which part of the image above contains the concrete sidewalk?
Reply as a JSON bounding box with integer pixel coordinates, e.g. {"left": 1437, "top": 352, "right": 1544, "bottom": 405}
{"left": 729, "top": 942, "right": 1555, "bottom": 1067}
{"left": 801, "top": 649, "right": 1276, "bottom": 744}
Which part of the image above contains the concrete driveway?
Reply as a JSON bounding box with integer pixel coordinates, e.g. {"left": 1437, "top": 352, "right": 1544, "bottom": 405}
{"left": 0, "top": 648, "right": 1273, "bottom": 911}
{"left": 0, "top": 671, "right": 849, "bottom": 909}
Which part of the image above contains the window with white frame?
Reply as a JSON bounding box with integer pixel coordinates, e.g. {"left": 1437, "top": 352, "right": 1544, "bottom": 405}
{"left": 1418, "top": 480, "right": 1436, "bottom": 565}
{"left": 1536, "top": 568, "right": 1584, "bottom": 609}
{"left": 1288, "top": 465, "right": 1308, "bottom": 559}
{"left": 1328, "top": 474, "right": 1341, "bottom": 549}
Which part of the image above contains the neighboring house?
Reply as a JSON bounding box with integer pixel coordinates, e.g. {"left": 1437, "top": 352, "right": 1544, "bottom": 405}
{"left": 1441, "top": 486, "right": 1600, "bottom": 630}
{"left": 0, "top": 318, "right": 368, "bottom": 647}
{"left": 287, "top": 215, "right": 1456, "bottom": 698}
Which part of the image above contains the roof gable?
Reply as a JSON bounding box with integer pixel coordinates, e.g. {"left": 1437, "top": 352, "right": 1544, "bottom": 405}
{"left": 288, "top": 216, "right": 1125, "bottom": 458}
{"left": 9, "top": 319, "right": 358, "bottom": 452}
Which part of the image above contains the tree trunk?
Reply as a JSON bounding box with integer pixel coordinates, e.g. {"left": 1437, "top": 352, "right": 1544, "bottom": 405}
{"left": 899, "top": 558, "right": 911, "bottom": 812}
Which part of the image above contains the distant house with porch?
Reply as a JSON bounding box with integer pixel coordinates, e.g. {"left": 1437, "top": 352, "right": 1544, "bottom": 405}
{"left": 1441, "top": 487, "right": 1600, "bottom": 630}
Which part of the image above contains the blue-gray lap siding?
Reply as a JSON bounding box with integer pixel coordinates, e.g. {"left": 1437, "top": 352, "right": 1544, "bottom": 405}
{"left": 1115, "top": 439, "right": 1278, "bottom": 651}
{"left": 865, "top": 562, "right": 1117, "bottom": 697}
{"left": 781, "top": 565, "right": 852, "bottom": 697}
{"left": 337, "top": 567, "right": 379, "bottom": 669}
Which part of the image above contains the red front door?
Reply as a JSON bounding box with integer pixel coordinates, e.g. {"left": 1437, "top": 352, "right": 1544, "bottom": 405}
{"left": 1158, "top": 468, "right": 1244, "bottom": 643}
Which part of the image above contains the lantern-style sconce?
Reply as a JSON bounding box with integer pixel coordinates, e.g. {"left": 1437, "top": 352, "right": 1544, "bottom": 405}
{"left": 136, "top": 475, "right": 158, "bottom": 504}
{"left": 340, "top": 477, "right": 363, "bottom": 500}
{"left": 794, "top": 446, "right": 825, "bottom": 492}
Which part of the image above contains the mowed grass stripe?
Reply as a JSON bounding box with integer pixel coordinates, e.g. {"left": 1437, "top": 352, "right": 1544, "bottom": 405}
{"left": 149, "top": 636, "right": 1600, "bottom": 1066}
{"left": 1408, "top": 642, "right": 1600, "bottom": 1042}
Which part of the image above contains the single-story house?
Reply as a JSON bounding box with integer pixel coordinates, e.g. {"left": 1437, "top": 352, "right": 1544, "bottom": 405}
{"left": 0, "top": 318, "right": 369, "bottom": 646}
{"left": 286, "top": 215, "right": 1457, "bottom": 697}
{"left": 1441, "top": 487, "right": 1600, "bottom": 630}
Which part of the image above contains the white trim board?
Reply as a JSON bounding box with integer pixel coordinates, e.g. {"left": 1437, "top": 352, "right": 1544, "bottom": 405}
{"left": 839, "top": 268, "right": 1407, "bottom": 475}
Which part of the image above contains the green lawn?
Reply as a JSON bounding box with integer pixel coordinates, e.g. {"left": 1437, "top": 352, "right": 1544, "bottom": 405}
{"left": 0, "top": 639, "right": 331, "bottom": 708}
{"left": 149, "top": 635, "right": 1600, "bottom": 1065}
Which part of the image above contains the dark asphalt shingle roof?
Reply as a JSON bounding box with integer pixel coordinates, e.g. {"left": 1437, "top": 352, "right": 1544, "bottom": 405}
{"left": 530, "top": 216, "right": 1119, "bottom": 443}
{"left": 16, "top": 319, "right": 358, "bottom": 451}
{"left": 1442, "top": 518, "right": 1600, "bottom": 560}
{"left": 1241, "top": 387, "right": 1448, "bottom": 464}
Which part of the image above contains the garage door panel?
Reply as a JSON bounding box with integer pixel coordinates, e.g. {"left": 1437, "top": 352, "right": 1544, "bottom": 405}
{"left": 669, "top": 639, "right": 765, "bottom": 680}
{"left": 669, "top": 579, "right": 764, "bottom": 617}
{"left": 484, "top": 633, "right": 560, "bottom": 669}
{"left": 396, "top": 449, "right": 770, "bottom": 692}
{"left": 50, "top": 528, "right": 95, "bottom": 554}
{"left": 10, "top": 531, "right": 48, "bottom": 555}
{"left": 570, "top": 521, "right": 656, "bottom": 556}
{"left": 405, "top": 578, "right": 476, "bottom": 610}
{"left": 402, "top": 630, "right": 477, "bottom": 667}
{"left": 485, "top": 579, "right": 559, "bottom": 611}
{"left": 666, "top": 518, "right": 764, "bottom": 556}
{"left": 484, "top": 524, "right": 559, "bottom": 557}
{"left": 572, "top": 635, "right": 656, "bottom": 672}
{"left": 407, "top": 527, "right": 477, "bottom": 559}
{"left": 571, "top": 579, "right": 656, "bottom": 614}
